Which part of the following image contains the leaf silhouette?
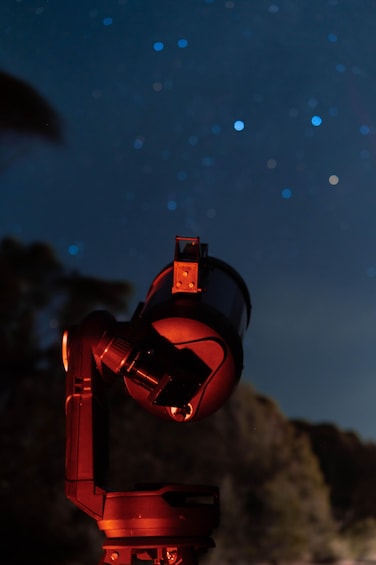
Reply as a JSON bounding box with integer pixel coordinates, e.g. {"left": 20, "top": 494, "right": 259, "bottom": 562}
{"left": 0, "top": 69, "right": 63, "bottom": 143}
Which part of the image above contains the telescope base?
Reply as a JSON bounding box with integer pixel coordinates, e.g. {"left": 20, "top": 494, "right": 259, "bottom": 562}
{"left": 99, "top": 536, "right": 215, "bottom": 565}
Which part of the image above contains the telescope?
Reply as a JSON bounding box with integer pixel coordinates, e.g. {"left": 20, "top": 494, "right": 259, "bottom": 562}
{"left": 63, "top": 236, "right": 251, "bottom": 564}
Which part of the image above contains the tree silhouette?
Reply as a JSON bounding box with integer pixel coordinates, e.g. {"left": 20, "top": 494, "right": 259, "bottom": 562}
{"left": 0, "top": 69, "right": 62, "bottom": 142}
{"left": 0, "top": 69, "right": 64, "bottom": 172}
{"left": 0, "top": 237, "right": 133, "bottom": 390}
{"left": 0, "top": 237, "right": 134, "bottom": 565}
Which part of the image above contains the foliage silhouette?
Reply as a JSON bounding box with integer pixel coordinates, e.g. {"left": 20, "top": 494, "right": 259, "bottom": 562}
{"left": 0, "top": 70, "right": 64, "bottom": 172}
{"left": 293, "top": 419, "right": 376, "bottom": 554}
{"left": 0, "top": 237, "right": 133, "bottom": 564}
{"left": 0, "top": 69, "right": 62, "bottom": 142}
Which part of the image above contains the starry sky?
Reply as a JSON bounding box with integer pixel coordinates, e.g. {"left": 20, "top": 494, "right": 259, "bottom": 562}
{"left": 1, "top": 0, "right": 376, "bottom": 440}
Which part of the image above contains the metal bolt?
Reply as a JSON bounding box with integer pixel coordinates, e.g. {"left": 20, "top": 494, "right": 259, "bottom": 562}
{"left": 166, "top": 548, "right": 178, "bottom": 564}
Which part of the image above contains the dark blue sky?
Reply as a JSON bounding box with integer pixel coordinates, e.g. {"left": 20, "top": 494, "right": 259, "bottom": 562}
{"left": 2, "top": 0, "right": 376, "bottom": 440}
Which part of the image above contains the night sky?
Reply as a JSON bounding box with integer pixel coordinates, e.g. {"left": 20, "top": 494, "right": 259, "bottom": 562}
{"left": 1, "top": 0, "right": 376, "bottom": 440}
